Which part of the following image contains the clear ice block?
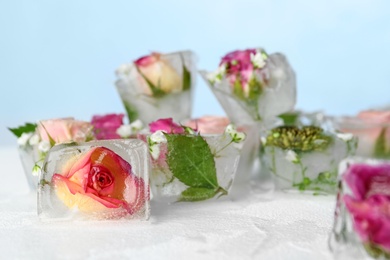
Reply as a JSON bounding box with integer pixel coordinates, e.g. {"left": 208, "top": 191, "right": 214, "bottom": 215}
{"left": 145, "top": 133, "right": 243, "bottom": 202}
{"left": 38, "top": 139, "right": 150, "bottom": 221}
{"left": 200, "top": 49, "right": 296, "bottom": 125}
{"left": 260, "top": 125, "right": 357, "bottom": 194}
{"left": 330, "top": 158, "right": 390, "bottom": 259}
{"left": 115, "top": 50, "right": 197, "bottom": 124}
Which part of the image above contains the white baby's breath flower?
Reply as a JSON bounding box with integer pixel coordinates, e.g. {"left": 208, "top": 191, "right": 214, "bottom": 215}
{"left": 149, "top": 145, "right": 161, "bottom": 160}
{"left": 225, "top": 124, "right": 236, "bottom": 135}
{"left": 260, "top": 137, "right": 267, "bottom": 145}
{"left": 130, "top": 119, "right": 143, "bottom": 131}
{"left": 250, "top": 51, "right": 266, "bottom": 69}
{"left": 38, "top": 140, "right": 51, "bottom": 153}
{"left": 285, "top": 150, "right": 299, "bottom": 164}
{"left": 28, "top": 134, "right": 40, "bottom": 146}
{"left": 225, "top": 124, "right": 246, "bottom": 143}
{"left": 32, "top": 164, "right": 41, "bottom": 177}
{"left": 207, "top": 65, "right": 226, "bottom": 84}
{"left": 336, "top": 133, "right": 354, "bottom": 142}
{"left": 116, "top": 125, "right": 132, "bottom": 138}
{"left": 150, "top": 130, "right": 167, "bottom": 144}
{"left": 17, "top": 132, "right": 33, "bottom": 146}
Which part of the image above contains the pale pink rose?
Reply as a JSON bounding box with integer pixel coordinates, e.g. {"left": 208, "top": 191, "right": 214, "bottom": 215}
{"left": 149, "top": 118, "right": 185, "bottom": 134}
{"left": 134, "top": 52, "right": 181, "bottom": 94}
{"left": 184, "top": 116, "right": 230, "bottom": 134}
{"left": 91, "top": 113, "right": 124, "bottom": 140}
{"left": 37, "top": 118, "right": 94, "bottom": 144}
{"left": 52, "top": 147, "right": 147, "bottom": 215}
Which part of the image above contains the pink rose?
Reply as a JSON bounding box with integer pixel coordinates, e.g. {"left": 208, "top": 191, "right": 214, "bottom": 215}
{"left": 149, "top": 118, "right": 185, "bottom": 134}
{"left": 221, "top": 49, "right": 256, "bottom": 90}
{"left": 134, "top": 52, "right": 181, "bottom": 95}
{"left": 52, "top": 147, "right": 147, "bottom": 215}
{"left": 91, "top": 113, "right": 124, "bottom": 140}
{"left": 343, "top": 163, "right": 390, "bottom": 253}
{"left": 38, "top": 118, "right": 94, "bottom": 143}
{"left": 344, "top": 163, "right": 390, "bottom": 200}
{"left": 184, "top": 116, "right": 230, "bottom": 134}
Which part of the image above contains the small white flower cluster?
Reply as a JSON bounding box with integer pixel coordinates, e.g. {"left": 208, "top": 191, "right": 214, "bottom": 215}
{"left": 116, "top": 119, "right": 144, "bottom": 138}
{"left": 148, "top": 130, "right": 167, "bottom": 160}
{"left": 207, "top": 64, "right": 226, "bottom": 84}
{"left": 17, "top": 132, "right": 51, "bottom": 153}
{"left": 225, "top": 124, "right": 246, "bottom": 143}
{"left": 250, "top": 49, "right": 267, "bottom": 69}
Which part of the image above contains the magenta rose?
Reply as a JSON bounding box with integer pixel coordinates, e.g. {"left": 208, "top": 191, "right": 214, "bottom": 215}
{"left": 149, "top": 118, "right": 185, "bottom": 134}
{"left": 343, "top": 163, "right": 390, "bottom": 253}
{"left": 91, "top": 113, "right": 124, "bottom": 140}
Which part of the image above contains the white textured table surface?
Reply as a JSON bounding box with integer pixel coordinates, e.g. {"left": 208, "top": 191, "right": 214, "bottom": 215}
{"left": 0, "top": 146, "right": 336, "bottom": 260}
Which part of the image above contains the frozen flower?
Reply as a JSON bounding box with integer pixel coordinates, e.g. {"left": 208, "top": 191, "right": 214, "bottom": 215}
{"left": 38, "top": 140, "right": 51, "bottom": 153}
{"left": 91, "top": 113, "right": 124, "bottom": 140}
{"left": 134, "top": 52, "right": 182, "bottom": 95}
{"left": 17, "top": 132, "right": 33, "bottom": 146}
{"left": 285, "top": 150, "right": 299, "bottom": 163}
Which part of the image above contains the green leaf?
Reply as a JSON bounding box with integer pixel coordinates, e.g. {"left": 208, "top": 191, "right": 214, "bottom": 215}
{"left": 134, "top": 65, "right": 166, "bottom": 98}
{"left": 179, "top": 187, "right": 218, "bottom": 202}
{"left": 373, "top": 127, "right": 390, "bottom": 158}
{"left": 165, "top": 134, "right": 218, "bottom": 189}
{"left": 123, "top": 101, "right": 139, "bottom": 122}
{"left": 8, "top": 123, "right": 37, "bottom": 138}
{"left": 181, "top": 54, "right": 191, "bottom": 91}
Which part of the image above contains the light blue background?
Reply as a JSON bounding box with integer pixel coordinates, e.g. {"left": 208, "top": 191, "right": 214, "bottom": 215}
{"left": 1, "top": 0, "right": 389, "bottom": 146}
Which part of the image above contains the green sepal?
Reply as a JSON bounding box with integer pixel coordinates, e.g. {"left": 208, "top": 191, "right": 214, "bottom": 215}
{"left": 8, "top": 123, "right": 37, "bottom": 138}
{"left": 135, "top": 65, "right": 166, "bottom": 98}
